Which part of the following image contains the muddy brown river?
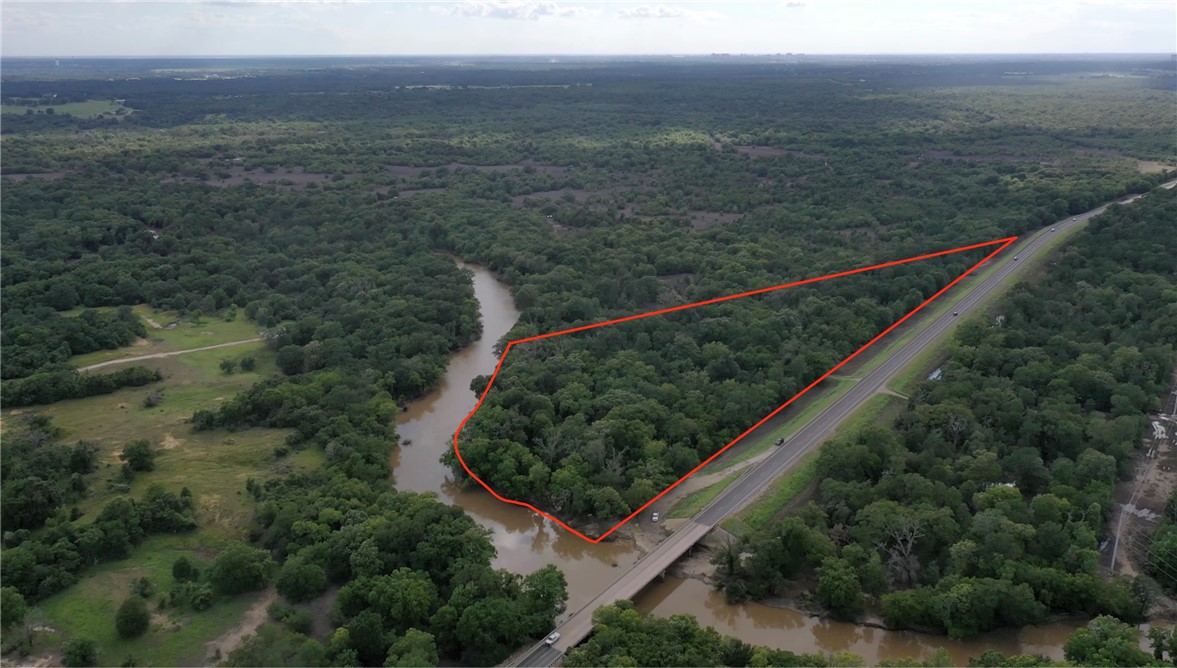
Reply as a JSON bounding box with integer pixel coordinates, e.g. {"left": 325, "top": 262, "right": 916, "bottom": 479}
{"left": 390, "top": 259, "right": 1084, "bottom": 663}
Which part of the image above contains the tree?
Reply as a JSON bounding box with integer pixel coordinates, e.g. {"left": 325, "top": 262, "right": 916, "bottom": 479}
{"left": 240, "top": 356, "right": 256, "bottom": 372}
{"left": 1, "top": 587, "right": 27, "bottom": 630}
{"left": 172, "top": 556, "right": 199, "bottom": 582}
{"left": 816, "top": 557, "right": 864, "bottom": 620}
{"left": 62, "top": 637, "right": 98, "bottom": 667}
{"left": 120, "top": 439, "right": 154, "bottom": 472}
{"left": 520, "top": 565, "right": 568, "bottom": 635}
{"left": 208, "top": 544, "right": 275, "bottom": 595}
{"left": 384, "top": 629, "right": 439, "bottom": 668}
{"left": 1063, "top": 615, "right": 1153, "bottom": 667}
{"left": 115, "top": 596, "right": 150, "bottom": 638}
{"left": 346, "top": 610, "right": 388, "bottom": 666}
{"left": 455, "top": 597, "right": 526, "bottom": 666}
{"left": 276, "top": 560, "right": 327, "bottom": 603}
{"left": 219, "top": 358, "right": 238, "bottom": 375}
{"left": 276, "top": 345, "right": 305, "bottom": 376}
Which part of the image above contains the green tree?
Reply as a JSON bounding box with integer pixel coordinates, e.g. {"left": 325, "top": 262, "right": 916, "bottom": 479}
{"left": 1, "top": 587, "right": 28, "bottom": 630}
{"left": 276, "top": 560, "right": 327, "bottom": 603}
{"left": 115, "top": 596, "right": 150, "bottom": 638}
{"left": 816, "top": 557, "right": 864, "bottom": 620}
{"left": 384, "top": 629, "right": 439, "bottom": 668}
{"left": 120, "top": 439, "right": 154, "bottom": 472}
{"left": 1063, "top": 615, "right": 1153, "bottom": 667}
{"left": 172, "top": 556, "right": 199, "bottom": 582}
{"left": 207, "top": 544, "right": 275, "bottom": 595}
{"left": 62, "top": 637, "right": 98, "bottom": 667}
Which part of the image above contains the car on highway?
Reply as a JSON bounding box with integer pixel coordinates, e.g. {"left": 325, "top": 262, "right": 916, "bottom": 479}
{"left": 952, "top": 311, "right": 959, "bottom": 317}
{"left": 1013, "top": 256, "right": 1019, "bottom": 260}
{"left": 1051, "top": 227, "right": 1056, "bottom": 231}
{"left": 545, "top": 632, "right": 561, "bottom": 645}
{"left": 651, "top": 512, "right": 660, "bottom": 523}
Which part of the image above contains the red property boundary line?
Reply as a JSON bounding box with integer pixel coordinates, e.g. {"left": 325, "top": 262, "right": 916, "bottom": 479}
{"left": 452, "top": 236, "right": 1019, "bottom": 543}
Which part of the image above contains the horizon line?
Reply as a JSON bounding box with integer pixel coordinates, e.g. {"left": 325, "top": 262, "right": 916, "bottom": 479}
{"left": 3, "top": 51, "right": 1174, "bottom": 59}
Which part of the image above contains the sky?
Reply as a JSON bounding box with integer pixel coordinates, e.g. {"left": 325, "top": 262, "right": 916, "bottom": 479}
{"left": 2, "top": 0, "right": 1175, "bottom": 58}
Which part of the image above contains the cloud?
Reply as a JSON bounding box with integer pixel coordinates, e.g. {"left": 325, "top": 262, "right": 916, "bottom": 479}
{"left": 618, "top": 4, "right": 726, "bottom": 21}
{"left": 619, "top": 4, "right": 683, "bottom": 19}
{"left": 450, "top": 1, "right": 593, "bottom": 20}
{"left": 785, "top": 1, "right": 805, "bottom": 7}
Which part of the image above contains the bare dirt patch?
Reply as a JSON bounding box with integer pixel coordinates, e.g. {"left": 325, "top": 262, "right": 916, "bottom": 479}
{"left": 1108, "top": 372, "right": 1177, "bottom": 582}
{"left": 1137, "top": 160, "right": 1176, "bottom": 174}
{"left": 689, "top": 211, "right": 743, "bottom": 229}
{"left": 395, "top": 187, "right": 448, "bottom": 198}
{"left": 656, "top": 272, "right": 697, "bottom": 298}
{"left": 386, "top": 159, "right": 570, "bottom": 179}
{"left": 161, "top": 433, "right": 183, "bottom": 450}
{"left": 204, "top": 588, "right": 276, "bottom": 664}
{"left": 735, "top": 145, "right": 788, "bottom": 158}
{"left": 164, "top": 166, "right": 341, "bottom": 190}
{"left": 151, "top": 611, "right": 183, "bottom": 633}
{"left": 511, "top": 187, "right": 592, "bottom": 208}
{"left": 735, "top": 146, "right": 830, "bottom": 160}
{"left": 1, "top": 171, "right": 73, "bottom": 182}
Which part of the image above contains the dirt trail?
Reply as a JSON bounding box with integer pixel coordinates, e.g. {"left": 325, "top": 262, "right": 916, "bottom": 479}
{"left": 204, "top": 587, "right": 277, "bottom": 665}
{"left": 77, "top": 338, "right": 261, "bottom": 372}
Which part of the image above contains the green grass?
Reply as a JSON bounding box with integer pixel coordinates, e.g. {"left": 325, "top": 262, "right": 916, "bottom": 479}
{"left": 705, "top": 378, "right": 853, "bottom": 472}
{"left": 1, "top": 99, "right": 133, "bottom": 118}
{"left": 721, "top": 451, "right": 819, "bottom": 539}
{"left": 34, "top": 534, "right": 263, "bottom": 667}
{"left": 69, "top": 306, "right": 262, "bottom": 368}
{"left": 5, "top": 346, "right": 323, "bottom": 539}
{"left": 6, "top": 315, "right": 313, "bottom": 665}
{"left": 669, "top": 469, "right": 744, "bottom": 519}
{"left": 724, "top": 393, "right": 904, "bottom": 538}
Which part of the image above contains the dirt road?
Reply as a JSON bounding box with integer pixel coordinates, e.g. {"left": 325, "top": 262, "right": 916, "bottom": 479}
{"left": 76, "top": 338, "right": 262, "bottom": 372}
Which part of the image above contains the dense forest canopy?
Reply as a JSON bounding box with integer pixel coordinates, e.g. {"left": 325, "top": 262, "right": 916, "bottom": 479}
{"left": 2, "top": 55, "right": 1174, "bottom": 664}
{"left": 715, "top": 188, "right": 1177, "bottom": 637}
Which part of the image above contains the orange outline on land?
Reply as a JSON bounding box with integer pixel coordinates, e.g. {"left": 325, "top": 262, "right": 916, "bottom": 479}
{"left": 453, "top": 236, "right": 1018, "bottom": 543}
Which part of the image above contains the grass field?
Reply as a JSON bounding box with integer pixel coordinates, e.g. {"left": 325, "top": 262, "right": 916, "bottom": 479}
{"left": 6, "top": 343, "right": 322, "bottom": 539}
{"left": 2, "top": 314, "right": 320, "bottom": 665}
{"left": 669, "top": 469, "right": 745, "bottom": 519}
{"left": 1, "top": 99, "right": 133, "bottom": 118}
{"left": 69, "top": 306, "right": 262, "bottom": 368}
{"left": 722, "top": 393, "right": 904, "bottom": 539}
{"left": 33, "top": 534, "right": 264, "bottom": 667}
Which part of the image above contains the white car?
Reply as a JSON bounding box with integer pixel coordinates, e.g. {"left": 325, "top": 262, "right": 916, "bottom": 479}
{"left": 545, "top": 632, "right": 561, "bottom": 645}
{"left": 651, "top": 512, "right": 661, "bottom": 523}
{"left": 1050, "top": 227, "right": 1055, "bottom": 231}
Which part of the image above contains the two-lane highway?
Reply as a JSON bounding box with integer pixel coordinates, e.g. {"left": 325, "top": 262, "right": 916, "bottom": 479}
{"left": 512, "top": 182, "right": 1175, "bottom": 667}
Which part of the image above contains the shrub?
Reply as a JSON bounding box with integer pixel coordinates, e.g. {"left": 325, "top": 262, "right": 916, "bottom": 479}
{"left": 62, "top": 637, "right": 98, "bottom": 667}
{"left": 208, "top": 544, "right": 275, "bottom": 595}
{"left": 115, "top": 596, "right": 150, "bottom": 638}
{"left": 172, "top": 556, "right": 199, "bottom": 582}
{"left": 120, "top": 440, "right": 154, "bottom": 472}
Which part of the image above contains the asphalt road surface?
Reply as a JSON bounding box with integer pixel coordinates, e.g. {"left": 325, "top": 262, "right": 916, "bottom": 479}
{"left": 511, "top": 183, "right": 1175, "bottom": 667}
